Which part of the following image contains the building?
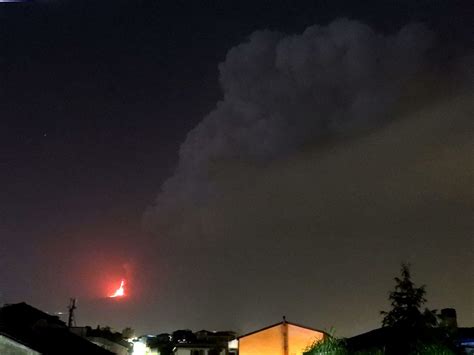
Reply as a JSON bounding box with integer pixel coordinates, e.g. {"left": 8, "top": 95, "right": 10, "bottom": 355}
{"left": 170, "top": 330, "right": 236, "bottom": 355}
{"left": 71, "top": 326, "right": 131, "bottom": 355}
{"left": 143, "top": 329, "right": 236, "bottom": 355}
{"left": 238, "top": 318, "right": 326, "bottom": 355}
{"left": 131, "top": 336, "right": 160, "bottom": 355}
{"left": 0, "top": 302, "right": 113, "bottom": 355}
{"left": 177, "top": 330, "right": 236, "bottom": 355}
{"left": 173, "top": 344, "right": 226, "bottom": 355}
{"left": 346, "top": 309, "right": 474, "bottom": 354}
{"left": 0, "top": 332, "right": 40, "bottom": 355}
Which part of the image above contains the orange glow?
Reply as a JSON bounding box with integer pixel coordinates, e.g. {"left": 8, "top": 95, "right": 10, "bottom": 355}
{"left": 239, "top": 323, "right": 324, "bottom": 355}
{"left": 109, "top": 279, "right": 125, "bottom": 298}
{"left": 239, "top": 324, "right": 284, "bottom": 355}
{"left": 288, "top": 324, "right": 324, "bottom": 354}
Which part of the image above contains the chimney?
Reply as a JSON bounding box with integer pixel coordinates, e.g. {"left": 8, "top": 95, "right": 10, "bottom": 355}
{"left": 440, "top": 308, "right": 457, "bottom": 329}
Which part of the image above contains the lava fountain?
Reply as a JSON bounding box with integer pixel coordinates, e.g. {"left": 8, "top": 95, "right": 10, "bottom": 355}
{"left": 109, "top": 279, "right": 126, "bottom": 298}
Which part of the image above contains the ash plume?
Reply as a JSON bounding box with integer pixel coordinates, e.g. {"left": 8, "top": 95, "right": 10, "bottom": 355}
{"left": 141, "top": 19, "right": 473, "bottom": 334}
{"left": 144, "top": 19, "right": 436, "bottom": 233}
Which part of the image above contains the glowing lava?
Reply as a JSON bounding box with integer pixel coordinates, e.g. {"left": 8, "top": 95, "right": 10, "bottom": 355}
{"left": 109, "top": 280, "right": 125, "bottom": 298}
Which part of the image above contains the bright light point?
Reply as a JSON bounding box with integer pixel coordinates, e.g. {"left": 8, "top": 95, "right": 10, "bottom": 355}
{"left": 132, "top": 340, "right": 147, "bottom": 355}
{"left": 109, "top": 279, "right": 126, "bottom": 298}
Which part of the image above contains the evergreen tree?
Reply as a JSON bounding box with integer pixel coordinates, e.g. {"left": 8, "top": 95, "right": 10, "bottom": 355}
{"left": 381, "top": 263, "right": 437, "bottom": 330}
{"left": 380, "top": 264, "right": 452, "bottom": 354}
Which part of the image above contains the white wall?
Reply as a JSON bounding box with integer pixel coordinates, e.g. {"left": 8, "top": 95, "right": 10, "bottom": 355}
{"left": 0, "top": 334, "right": 41, "bottom": 355}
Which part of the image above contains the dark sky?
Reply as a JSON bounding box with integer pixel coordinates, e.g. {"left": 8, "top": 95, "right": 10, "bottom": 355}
{"left": 1, "top": 0, "right": 473, "bottom": 336}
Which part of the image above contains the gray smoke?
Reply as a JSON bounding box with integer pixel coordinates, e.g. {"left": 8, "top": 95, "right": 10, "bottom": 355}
{"left": 145, "top": 19, "right": 434, "bottom": 232}
{"left": 140, "top": 19, "right": 474, "bottom": 335}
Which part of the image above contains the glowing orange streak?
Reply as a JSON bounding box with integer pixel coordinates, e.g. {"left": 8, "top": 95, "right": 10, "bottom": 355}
{"left": 109, "top": 280, "right": 125, "bottom": 298}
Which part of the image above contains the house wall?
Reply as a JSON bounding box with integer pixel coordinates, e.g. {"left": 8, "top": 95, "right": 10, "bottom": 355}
{"left": 89, "top": 336, "right": 129, "bottom": 355}
{"left": 238, "top": 323, "right": 325, "bottom": 355}
{"left": 287, "top": 324, "right": 324, "bottom": 355}
{"left": 0, "top": 334, "right": 40, "bottom": 355}
{"left": 238, "top": 324, "right": 284, "bottom": 355}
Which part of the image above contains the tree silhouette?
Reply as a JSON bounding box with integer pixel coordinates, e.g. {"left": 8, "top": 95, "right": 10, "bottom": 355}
{"left": 379, "top": 263, "right": 452, "bottom": 354}
{"left": 381, "top": 263, "right": 437, "bottom": 330}
{"left": 122, "top": 327, "right": 135, "bottom": 339}
{"left": 305, "top": 264, "right": 457, "bottom": 354}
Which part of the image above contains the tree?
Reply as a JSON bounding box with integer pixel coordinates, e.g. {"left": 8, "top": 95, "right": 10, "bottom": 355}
{"left": 304, "top": 330, "right": 384, "bottom": 355}
{"left": 306, "top": 264, "right": 458, "bottom": 354}
{"left": 172, "top": 329, "right": 196, "bottom": 343}
{"left": 147, "top": 334, "right": 174, "bottom": 355}
{"left": 379, "top": 264, "right": 459, "bottom": 354}
{"left": 303, "top": 334, "right": 348, "bottom": 355}
{"left": 381, "top": 263, "right": 437, "bottom": 330}
{"left": 122, "top": 327, "right": 135, "bottom": 339}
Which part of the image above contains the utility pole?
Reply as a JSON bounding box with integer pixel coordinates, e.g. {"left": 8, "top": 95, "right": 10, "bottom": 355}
{"left": 68, "top": 298, "right": 77, "bottom": 328}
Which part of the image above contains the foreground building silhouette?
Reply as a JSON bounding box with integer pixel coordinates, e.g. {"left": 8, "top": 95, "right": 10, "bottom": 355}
{"left": 3, "top": 302, "right": 471, "bottom": 355}
{"left": 0, "top": 302, "right": 113, "bottom": 355}
{"left": 346, "top": 309, "right": 474, "bottom": 354}
{"left": 237, "top": 317, "right": 326, "bottom": 355}
{"left": 140, "top": 329, "right": 237, "bottom": 355}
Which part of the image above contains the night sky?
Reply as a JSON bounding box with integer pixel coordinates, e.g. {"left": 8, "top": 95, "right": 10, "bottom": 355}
{"left": 1, "top": 0, "right": 473, "bottom": 336}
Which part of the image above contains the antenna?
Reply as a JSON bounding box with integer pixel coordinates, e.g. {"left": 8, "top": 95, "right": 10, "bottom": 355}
{"left": 68, "top": 298, "right": 77, "bottom": 328}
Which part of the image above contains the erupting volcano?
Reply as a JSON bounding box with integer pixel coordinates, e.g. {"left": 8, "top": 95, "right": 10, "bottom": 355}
{"left": 109, "top": 280, "right": 126, "bottom": 298}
